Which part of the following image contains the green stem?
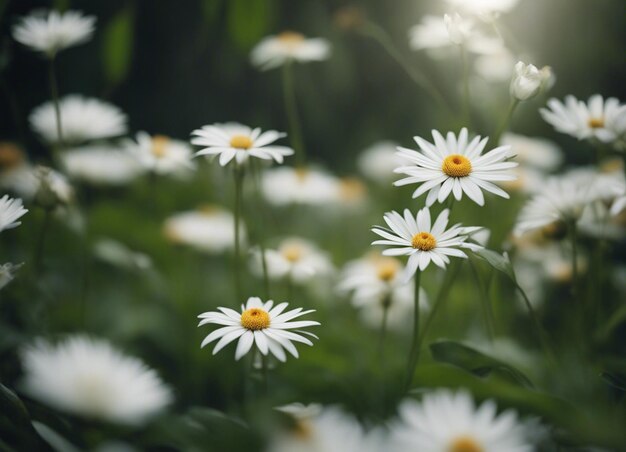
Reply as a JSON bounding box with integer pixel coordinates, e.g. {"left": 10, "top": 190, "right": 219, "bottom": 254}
{"left": 569, "top": 220, "right": 579, "bottom": 302}
{"left": 377, "top": 296, "right": 391, "bottom": 360}
{"left": 34, "top": 209, "right": 52, "bottom": 274}
{"left": 492, "top": 98, "right": 519, "bottom": 145}
{"left": 282, "top": 62, "right": 306, "bottom": 166}
{"left": 251, "top": 162, "right": 271, "bottom": 299}
{"left": 233, "top": 167, "right": 245, "bottom": 303}
{"left": 359, "top": 21, "right": 453, "bottom": 115}
{"left": 48, "top": 56, "right": 64, "bottom": 153}
{"left": 469, "top": 258, "right": 495, "bottom": 342}
{"left": 404, "top": 270, "right": 422, "bottom": 392}
{"left": 515, "top": 283, "right": 557, "bottom": 365}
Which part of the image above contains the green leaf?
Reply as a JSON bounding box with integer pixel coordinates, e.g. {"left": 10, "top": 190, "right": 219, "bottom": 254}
{"left": 226, "top": 0, "right": 275, "bottom": 50}
{"left": 473, "top": 248, "right": 516, "bottom": 282}
{"left": 595, "top": 303, "right": 626, "bottom": 342}
{"left": 102, "top": 6, "right": 135, "bottom": 87}
{"left": 187, "top": 407, "right": 248, "bottom": 430}
{"left": 430, "top": 340, "right": 534, "bottom": 387}
{"left": 32, "top": 422, "right": 79, "bottom": 452}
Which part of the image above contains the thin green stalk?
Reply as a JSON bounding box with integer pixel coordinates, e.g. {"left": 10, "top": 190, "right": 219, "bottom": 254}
{"left": 359, "top": 21, "right": 453, "bottom": 115}
{"left": 492, "top": 99, "right": 519, "bottom": 145}
{"left": 34, "top": 209, "right": 52, "bottom": 274}
{"left": 377, "top": 296, "right": 391, "bottom": 360}
{"left": 404, "top": 270, "right": 422, "bottom": 392}
{"left": 233, "top": 167, "right": 245, "bottom": 303}
{"left": 48, "top": 56, "right": 64, "bottom": 152}
{"left": 460, "top": 44, "right": 471, "bottom": 126}
{"left": 469, "top": 258, "right": 495, "bottom": 342}
{"left": 515, "top": 283, "right": 557, "bottom": 365}
{"left": 251, "top": 162, "right": 271, "bottom": 299}
{"left": 569, "top": 220, "right": 579, "bottom": 303}
{"left": 282, "top": 62, "right": 306, "bottom": 166}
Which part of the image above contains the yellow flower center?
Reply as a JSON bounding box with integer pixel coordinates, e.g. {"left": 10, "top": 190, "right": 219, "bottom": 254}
{"left": 442, "top": 154, "right": 472, "bottom": 177}
{"left": 230, "top": 135, "right": 253, "bottom": 150}
{"left": 293, "top": 420, "right": 313, "bottom": 439}
{"left": 278, "top": 31, "right": 305, "bottom": 45}
{"left": 240, "top": 308, "right": 270, "bottom": 330}
{"left": 411, "top": 232, "right": 437, "bottom": 251}
{"left": 541, "top": 220, "right": 567, "bottom": 240}
{"left": 375, "top": 258, "right": 400, "bottom": 281}
{"left": 339, "top": 177, "right": 367, "bottom": 202}
{"left": 0, "top": 142, "right": 25, "bottom": 170}
{"left": 294, "top": 167, "right": 309, "bottom": 181}
{"left": 449, "top": 436, "right": 484, "bottom": 452}
{"left": 588, "top": 117, "right": 605, "bottom": 129}
{"left": 282, "top": 244, "right": 304, "bottom": 262}
{"left": 198, "top": 204, "right": 219, "bottom": 215}
{"left": 151, "top": 135, "right": 170, "bottom": 158}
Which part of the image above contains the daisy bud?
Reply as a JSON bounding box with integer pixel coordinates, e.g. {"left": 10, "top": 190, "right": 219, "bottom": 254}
{"left": 510, "top": 61, "right": 544, "bottom": 101}
{"left": 444, "top": 13, "right": 472, "bottom": 45}
{"left": 33, "top": 166, "right": 73, "bottom": 210}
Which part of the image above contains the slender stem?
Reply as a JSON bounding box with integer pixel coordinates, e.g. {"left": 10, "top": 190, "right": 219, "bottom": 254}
{"left": 460, "top": 44, "right": 471, "bottom": 126}
{"left": 282, "top": 62, "right": 306, "bottom": 166}
{"left": 34, "top": 209, "right": 52, "bottom": 274}
{"left": 569, "top": 220, "right": 579, "bottom": 303}
{"left": 404, "top": 270, "right": 422, "bottom": 392}
{"left": 469, "top": 258, "right": 495, "bottom": 342}
{"left": 492, "top": 98, "right": 519, "bottom": 145}
{"left": 359, "top": 21, "right": 453, "bottom": 115}
{"left": 261, "top": 354, "right": 269, "bottom": 396}
{"left": 377, "top": 295, "right": 391, "bottom": 360}
{"left": 251, "top": 162, "right": 271, "bottom": 299}
{"left": 48, "top": 56, "right": 64, "bottom": 153}
{"left": 515, "top": 283, "right": 557, "bottom": 365}
{"left": 233, "top": 167, "right": 245, "bottom": 303}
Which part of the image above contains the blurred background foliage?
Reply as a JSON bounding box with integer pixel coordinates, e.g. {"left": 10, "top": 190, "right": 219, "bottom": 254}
{"left": 0, "top": 0, "right": 625, "bottom": 451}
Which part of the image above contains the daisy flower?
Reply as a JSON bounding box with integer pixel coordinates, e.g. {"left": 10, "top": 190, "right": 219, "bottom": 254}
{"left": 445, "top": 0, "right": 520, "bottom": 17}
{"left": 500, "top": 133, "right": 562, "bottom": 172}
{"left": 510, "top": 61, "right": 545, "bottom": 101}
{"left": 250, "top": 31, "right": 330, "bottom": 71}
{"left": 540, "top": 95, "right": 626, "bottom": 144}
{"left": 357, "top": 141, "right": 404, "bottom": 183}
{"left": 33, "top": 166, "right": 74, "bottom": 208}
{"left": 395, "top": 128, "right": 516, "bottom": 206}
{"left": 268, "top": 404, "right": 365, "bottom": 452}
{"left": 0, "top": 263, "right": 22, "bottom": 291}
{"left": 444, "top": 13, "right": 474, "bottom": 45}
{"left": 30, "top": 95, "right": 128, "bottom": 144}
{"left": 125, "top": 132, "right": 195, "bottom": 177}
{"left": 20, "top": 335, "right": 173, "bottom": 425}
{"left": 0, "top": 195, "right": 28, "bottom": 232}
{"left": 13, "top": 10, "right": 96, "bottom": 57}
{"left": 163, "top": 206, "right": 244, "bottom": 254}
{"left": 474, "top": 48, "right": 516, "bottom": 82}
{"left": 250, "top": 237, "right": 333, "bottom": 284}
{"left": 62, "top": 146, "right": 144, "bottom": 186}
{"left": 198, "top": 296, "right": 320, "bottom": 362}
{"left": 261, "top": 167, "right": 340, "bottom": 206}
{"left": 390, "top": 389, "right": 535, "bottom": 452}
{"left": 191, "top": 123, "right": 294, "bottom": 167}
{"left": 372, "top": 207, "right": 480, "bottom": 281}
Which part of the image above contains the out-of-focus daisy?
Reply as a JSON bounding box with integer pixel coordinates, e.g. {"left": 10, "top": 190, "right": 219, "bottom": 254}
{"left": 357, "top": 141, "right": 405, "bottom": 183}
{"left": 336, "top": 177, "right": 368, "bottom": 207}
{"left": 474, "top": 48, "right": 516, "bottom": 82}
{"left": 390, "top": 389, "right": 535, "bottom": 452}
{"left": 125, "top": 132, "right": 195, "bottom": 177}
{"left": 444, "top": 13, "right": 473, "bottom": 45}
{"left": 251, "top": 31, "right": 331, "bottom": 71}
{"left": 0, "top": 263, "right": 22, "bottom": 291}
{"left": 33, "top": 166, "right": 74, "bottom": 209}
{"left": 93, "top": 239, "right": 152, "bottom": 271}
{"left": 62, "top": 146, "right": 144, "bottom": 186}
{"left": 579, "top": 200, "right": 625, "bottom": 240}
{"left": 0, "top": 143, "right": 40, "bottom": 199}
{"left": 540, "top": 95, "right": 626, "bottom": 144}
{"left": 395, "top": 128, "right": 516, "bottom": 206}
{"left": 198, "top": 296, "right": 320, "bottom": 362}
{"left": 251, "top": 237, "right": 333, "bottom": 284}
{"left": 163, "top": 206, "right": 244, "bottom": 254}
{"left": 269, "top": 404, "right": 364, "bottom": 452}
{"left": 445, "top": 0, "right": 520, "bottom": 17}
{"left": 30, "top": 95, "right": 128, "bottom": 144}
{"left": 501, "top": 133, "right": 562, "bottom": 172}
{"left": 13, "top": 10, "right": 95, "bottom": 57}
{"left": 611, "top": 188, "right": 626, "bottom": 216}
{"left": 262, "top": 167, "right": 340, "bottom": 206}
{"left": 510, "top": 61, "right": 545, "bottom": 101}
{"left": 338, "top": 254, "right": 429, "bottom": 330}
{"left": 372, "top": 207, "right": 480, "bottom": 281}
{"left": 20, "top": 335, "right": 173, "bottom": 425}
{"left": 0, "top": 195, "right": 28, "bottom": 232}
{"left": 514, "top": 172, "right": 605, "bottom": 236}
{"left": 191, "top": 123, "right": 294, "bottom": 167}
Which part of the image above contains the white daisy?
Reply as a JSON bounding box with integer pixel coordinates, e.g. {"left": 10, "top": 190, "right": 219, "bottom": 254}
{"left": 338, "top": 254, "right": 429, "bottom": 330}
{"left": 191, "top": 123, "right": 294, "bottom": 167}
{"left": 0, "top": 263, "right": 22, "bottom": 291}
{"left": 474, "top": 47, "right": 516, "bottom": 82}
{"left": 372, "top": 207, "right": 480, "bottom": 281}
{"left": 540, "top": 95, "right": 626, "bottom": 143}
{"left": 395, "top": 128, "right": 516, "bottom": 206}
{"left": 250, "top": 31, "right": 331, "bottom": 71}
{"left": 445, "top": 0, "right": 520, "bottom": 16}
{"left": 30, "top": 95, "right": 128, "bottom": 144}
{"left": 33, "top": 166, "right": 74, "bottom": 208}
{"left": 357, "top": 141, "right": 404, "bottom": 183}
{"left": 93, "top": 239, "right": 152, "bottom": 271}
{"left": 501, "top": 133, "right": 563, "bottom": 172}
{"left": 20, "top": 335, "right": 173, "bottom": 425}
{"left": 0, "top": 195, "right": 28, "bottom": 232}
{"left": 269, "top": 404, "right": 364, "bottom": 452}
{"left": 0, "top": 143, "right": 40, "bottom": 199}
{"left": 124, "top": 132, "right": 195, "bottom": 177}
{"left": 611, "top": 190, "right": 626, "bottom": 216}
{"left": 390, "top": 389, "right": 535, "bottom": 452}
{"left": 61, "top": 145, "right": 144, "bottom": 186}
{"left": 336, "top": 177, "right": 368, "bottom": 207}
{"left": 250, "top": 237, "right": 333, "bottom": 284}
{"left": 514, "top": 171, "right": 604, "bottom": 236}
{"left": 261, "top": 167, "right": 340, "bottom": 206}
{"left": 510, "top": 61, "right": 545, "bottom": 101}
{"left": 13, "top": 10, "right": 95, "bottom": 56}
{"left": 163, "top": 206, "right": 244, "bottom": 254}
{"left": 198, "top": 296, "right": 320, "bottom": 362}
{"left": 444, "top": 13, "right": 474, "bottom": 45}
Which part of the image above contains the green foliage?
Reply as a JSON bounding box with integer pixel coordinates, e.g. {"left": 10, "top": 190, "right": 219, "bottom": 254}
{"left": 101, "top": 6, "right": 135, "bottom": 88}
